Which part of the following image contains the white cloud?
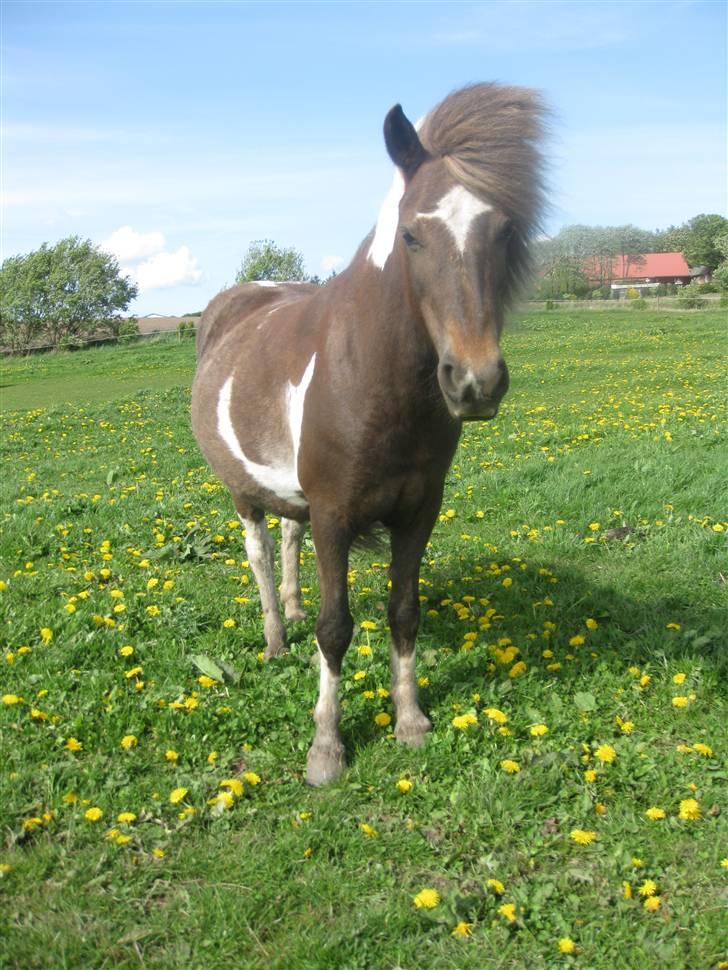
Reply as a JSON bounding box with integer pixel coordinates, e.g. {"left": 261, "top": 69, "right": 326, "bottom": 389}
{"left": 321, "top": 254, "right": 345, "bottom": 274}
{"left": 99, "top": 226, "right": 202, "bottom": 291}
{"left": 134, "top": 246, "right": 202, "bottom": 291}
{"left": 101, "top": 225, "right": 165, "bottom": 263}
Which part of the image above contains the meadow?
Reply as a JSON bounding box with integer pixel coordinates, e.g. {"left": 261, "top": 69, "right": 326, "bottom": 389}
{"left": 1, "top": 308, "right": 726, "bottom": 968}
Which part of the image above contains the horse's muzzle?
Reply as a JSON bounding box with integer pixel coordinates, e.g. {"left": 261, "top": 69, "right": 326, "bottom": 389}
{"left": 437, "top": 353, "right": 509, "bottom": 420}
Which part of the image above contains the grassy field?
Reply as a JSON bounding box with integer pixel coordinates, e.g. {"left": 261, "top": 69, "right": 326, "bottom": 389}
{"left": 1, "top": 308, "right": 726, "bottom": 968}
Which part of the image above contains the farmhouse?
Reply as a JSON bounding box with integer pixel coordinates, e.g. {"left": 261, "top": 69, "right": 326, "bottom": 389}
{"left": 589, "top": 252, "right": 710, "bottom": 296}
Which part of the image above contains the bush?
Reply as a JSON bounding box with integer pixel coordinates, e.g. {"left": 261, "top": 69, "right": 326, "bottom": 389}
{"left": 677, "top": 282, "right": 707, "bottom": 309}
{"left": 118, "top": 319, "right": 139, "bottom": 344}
{"left": 696, "top": 281, "right": 718, "bottom": 293}
{"left": 545, "top": 300, "right": 556, "bottom": 311}
{"left": 626, "top": 287, "right": 640, "bottom": 300}
{"left": 178, "top": 319, "right": 196, "bottom": 338}
{"left": 631, "top": 298, "right": 648, "bottom": 310}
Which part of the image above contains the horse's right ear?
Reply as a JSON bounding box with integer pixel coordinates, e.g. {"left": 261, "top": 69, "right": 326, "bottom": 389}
{"left": 383, "top": 104, "right": 428, "bottom": 180}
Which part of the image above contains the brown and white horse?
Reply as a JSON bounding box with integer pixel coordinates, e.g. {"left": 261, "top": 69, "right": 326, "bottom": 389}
{"left": 191, "top": 83, "right": 546, "bottom": 785}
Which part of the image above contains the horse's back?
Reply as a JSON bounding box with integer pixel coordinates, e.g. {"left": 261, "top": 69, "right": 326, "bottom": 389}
{"left": 195, "top": 282, "right": 318, "bottom": 361}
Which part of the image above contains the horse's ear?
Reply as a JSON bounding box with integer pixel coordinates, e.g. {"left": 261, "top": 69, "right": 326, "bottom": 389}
{"left": 383, "top": 104, "right": 428, "bottom": 180}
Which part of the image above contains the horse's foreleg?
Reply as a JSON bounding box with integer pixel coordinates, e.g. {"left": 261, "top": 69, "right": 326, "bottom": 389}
{"left": 388, "top": 504, "right": 440, "bottom": 746}
{"left": 306, "top": 513, "right": 353, "bottom": 786}
{"left": 279, "top": 518, "right": 306, "bottom": 622}
{"left": 238, "top": 509, "right": 288, "bottom": 659}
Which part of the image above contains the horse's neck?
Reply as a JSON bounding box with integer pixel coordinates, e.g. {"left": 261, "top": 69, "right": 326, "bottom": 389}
{"left": 332, "top": 244, "right": 435, "bottom": 377}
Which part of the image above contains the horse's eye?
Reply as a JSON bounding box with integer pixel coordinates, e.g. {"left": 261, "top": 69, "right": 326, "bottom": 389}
{"left": 402, "top": 229, "right": 421, "bottom": 249}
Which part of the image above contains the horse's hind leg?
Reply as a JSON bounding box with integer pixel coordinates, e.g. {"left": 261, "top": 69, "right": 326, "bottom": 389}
{"left": 280, "top": 518, "right": 306, "bottom": 622}
{"left": 236, "top": 503, "right": 287, "bottom": 659}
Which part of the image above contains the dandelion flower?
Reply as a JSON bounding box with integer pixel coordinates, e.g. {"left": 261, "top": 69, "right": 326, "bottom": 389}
{"left": 452, "top": 712, "right": 477, "bottom": 730}
{"left": 570, "top": 829, "right": 598, "bottom": 845}
{"left": 530, "top": 723, "right": 548, "bottom": 737}
{"left": 451, "top": 921, "right": 473, "bottom": 937}
{"left": 595, "top": 744, "right": 616, "bottom": 764}
{"left": 397, "top": 779, "right": 413, "bottom": 794}
{"left": 374, "top": 712, "right": 391, "bottom": 727}
{"left": 584, "top": 769, "right": 598, "bottom": 783}
{"left": 678, "top": 798, "right": 700, "bottom": 820}
{"left": 3, "top": 694, "right": 21, "bottom": 705}
{"left": 84, "top": 807, "right": 103, "bottom": 822}
{"left": 220, "top": 779, "right": 244, "bottom": 797}
{"left": 623, "top": 881, "right": 632, "bottom": 899}
{"left": 243, "top": 772, "right": 261, "bottom": 786}
{"left": 40, "top": 628, "right": 53, "bottom": 645}
{"left": 643, "top": 896, "right": 661, "bottom": 912}
{"left": 672, "top": 672, "right": 686, "bottom": 684}
{"left": 169, "top": 787, "right": 188, "bottom": 805}
{"left": 486, "top": 878, "right": 505, "bottom": 895}
{"left": 483, "top": 707, "right": 508, "bottom": 724}
{"left": 692, "top": 743, "right": 712, "bottom": 757}
{"left": 120, "top": 734, "right": 138, "bottom": 750}
{"left": 645, "top": 807, "right": 666, "bottom": 821}
{"left": 117, "top": 812, "right": 137, "bottom": 823}
{"left": 165, "top": 750, "right": 179, "bottom": 763}
{"left": 359, "top": 823, "right": 378, "bottom": 838}
{"left": 360, "top": 620, "right": 378, "bottom": 631}
{"left": 413, "top": 888, "right": 440, "bottom": 909}
{"left": 65, "top": 737, "right": 82, "bottom": 752}
{"left": 500, "top": 759, "right": 521, "bottom": 774}
{"left": 638, "top": 879, "right": 657, "bottom": 897}
{"left": 559, "top": 938, "right": 576, "bottom": 954}
{"left": 498, "top": 902, "right": 517, "bottom": 922}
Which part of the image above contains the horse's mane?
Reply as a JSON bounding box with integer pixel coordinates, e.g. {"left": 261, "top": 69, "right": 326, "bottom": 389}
{"left": 417, "top": 83, "right": 548, "bottom": 300}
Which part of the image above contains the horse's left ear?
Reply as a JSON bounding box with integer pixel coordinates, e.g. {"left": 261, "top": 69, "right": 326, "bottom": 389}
{"left": 383, "top": 104, "right": 428, "bottom": 180}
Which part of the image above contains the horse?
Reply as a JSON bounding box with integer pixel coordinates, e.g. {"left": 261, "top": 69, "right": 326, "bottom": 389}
{"left": 191, "top": 83, "right": 547, "bottom": 785}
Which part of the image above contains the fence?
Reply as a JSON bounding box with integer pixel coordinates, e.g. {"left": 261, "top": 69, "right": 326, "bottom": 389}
{"left": 1, "top": 327, "right": 197, "bottom": 357}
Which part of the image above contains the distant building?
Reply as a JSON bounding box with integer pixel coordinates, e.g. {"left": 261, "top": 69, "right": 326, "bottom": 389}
{"left": 586, "top": 252, "right": 710, "bottom": 296}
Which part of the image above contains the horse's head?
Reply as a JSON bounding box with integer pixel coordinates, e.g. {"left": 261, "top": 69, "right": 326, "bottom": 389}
{"left": 380, "top": 103, "right": 526, "bottom": 421}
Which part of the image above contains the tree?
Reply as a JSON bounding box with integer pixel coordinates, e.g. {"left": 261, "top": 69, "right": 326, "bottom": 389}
{"left": 235, "top": 240, "right": 307, "bottom": 284}
{"left": 680, "top": 214, "right": 728, "bottom": 272}
{"left": 0, "top": 236, "right": 137, "bottom": 350}
{"left": 711, "top": 232, "right": 728, "bottom": 292}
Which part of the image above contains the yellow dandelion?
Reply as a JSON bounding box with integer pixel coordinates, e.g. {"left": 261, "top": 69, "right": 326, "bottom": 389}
{"left": 413, "top": 888, "right": 440, "bottom": 909}
{"left": 486, "top": 878, "right": 505, "bottom": 895}
{"left": 165, "top": 749, "right": 179, "bottom": 762}
{"left": 570, "top": 829, "right": 598, "bottom": 845}
{"left": 243, "top": 772, "right": 261, "bottom": 786}
{"left": 483, "top": 707, "right": 508, "bottom": 724}
{"left": 84, "top": 807, "right": 103, "bottom": 822}
{"left": 374, "top": 712, "right": 391, "bottom": 727}
{"left": 678, "top": 798, "right": 700, "bottom": 820}
{"left": 117, "top": 812, "right": 137, "bottom": 823}
{"left": 692, "top": 743, "right": 712, "bottom": 757}
{"left": 559, "top": 938, "right": 576, "bottom": 954}
{"left": 452, "top": 712, "right": 478, "bottom": 730}
{"left": 169, "top": 787, "right": 188, "bottom": 805}
{"left": 498, "top": 902, "right": 517, "bottom": 922}
{"left": 451, "top": 921, "right": 473, "bottom": 938}
{"left": 638, "top": 879, "right": 657, "bottom": 897}
{"left": 65, "top": 737, "right": 82, "bottom": 752}
{"left": 220, "top": 779, "right": 244, "bottom": 797}
{"left": 595, "top": 744, "right": 616, "bottom": 764}
{"left": 530, "top": 723, "right": 548, "bottom": 737}
{"left": 500, "top": 759, "right": 520, "bottom": 774}
{"left": 672, "top": 696, "right": 689, "bottom": 708}
{"left": 645, "top": 807, "right": 666, "bottom": 821}
{"left": 359, "top": 823, "right": 378, "bottom": 838}
{"left": 643, "top": 895, "right": 661, "bottom": 912}
{"left": 672, "top": 672, "right": 686, "bottom": 684}
{"left": 397, "top": 779, "right": 413, "bottom": 794}
{"left": 40, "top": 628, "right": 53, "bottom": 645}
{"left": 120, "top": 734, "right": 138, "bottom": 750}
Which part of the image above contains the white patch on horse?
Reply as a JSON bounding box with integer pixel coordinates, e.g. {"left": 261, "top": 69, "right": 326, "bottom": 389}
{"left": 216, "top": 356, "right": 317, "bottom": 507}
{"left": 314, "top": 645, "right": 341, "bottom": 734}
{"left": 367, "top": 168, "right": 405, "bottom": 269}
{"left": 254, "top": 280, "right": 279, "bottom": 287}
{"left": 417, "top": 184, "right": 491, "bottom": 254}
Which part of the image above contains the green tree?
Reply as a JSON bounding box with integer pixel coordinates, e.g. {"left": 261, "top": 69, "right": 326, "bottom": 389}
{"left": 235, "top": 240, "right": 307, "bottom": 284}
{"left": 0, "top": 236, "right": 137, "bottom": 350}
{"left": 711, "top": 232, "right": 728, "bottom": 292}
{"left": 680, "top": 214, "right": 728, "bottom": 272}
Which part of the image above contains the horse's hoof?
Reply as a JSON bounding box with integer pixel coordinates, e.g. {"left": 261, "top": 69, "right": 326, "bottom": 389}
{"left": 284, "top": 604, "right": 306, "bottom": 623}
{"left": 263, "top": 637, "right": 289, "bottom": 660}
{"left": 395, "top": 712, "right": 432, "bottom": 747}
{"left": 306, "top": 742, "right": 346, "bottom": 786}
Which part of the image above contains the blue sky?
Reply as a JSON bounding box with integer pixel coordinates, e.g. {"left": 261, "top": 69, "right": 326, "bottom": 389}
{"left": 2, "top": 0, "right": 726, "bottom": 315}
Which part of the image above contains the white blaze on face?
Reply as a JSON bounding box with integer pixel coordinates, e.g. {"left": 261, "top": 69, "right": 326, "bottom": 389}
{"left": 417, "top": 184, "right": 491, "bottom": 255}
{"left": 367, "top": 168, "right": 405, "bottom": 269}
{"left": 216, "top": 354, "right": 316, "bottom": 507}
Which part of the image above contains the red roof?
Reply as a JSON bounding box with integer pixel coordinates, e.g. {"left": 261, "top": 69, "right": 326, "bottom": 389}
{"left": 610, "top": 252, "right": 690, "bottom": 280}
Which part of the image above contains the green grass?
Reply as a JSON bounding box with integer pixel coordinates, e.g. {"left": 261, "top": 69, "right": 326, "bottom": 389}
{"left": 1, "top": 308, "right": 726, "bottom": 968}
